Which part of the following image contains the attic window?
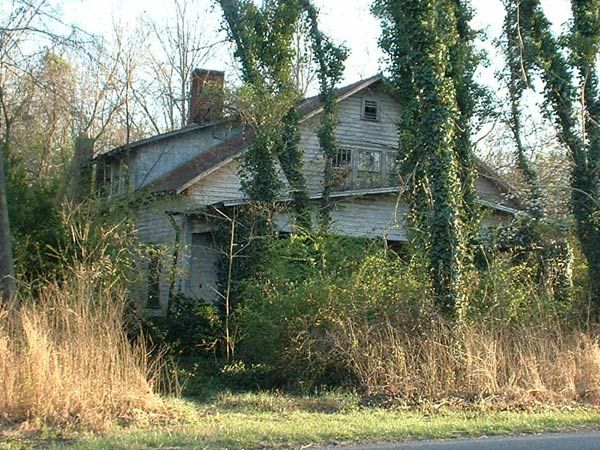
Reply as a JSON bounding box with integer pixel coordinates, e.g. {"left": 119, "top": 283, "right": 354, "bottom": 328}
{"left": 362, "top": 98, "right": 378, "bottom": 121}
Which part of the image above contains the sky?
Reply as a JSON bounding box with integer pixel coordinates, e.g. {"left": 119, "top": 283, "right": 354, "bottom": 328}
{"left": 58, "top": 0, "right": 574, "bottom": 87}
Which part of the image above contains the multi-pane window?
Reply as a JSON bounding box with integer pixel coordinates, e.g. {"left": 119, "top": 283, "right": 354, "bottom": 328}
{"left": 333, "top": 147, "right": 352, "bottom": 168}
{"left": 330, "top": 145, "right": 398, "bottom": 190}
{"left": 357, "top": 151, "right": 381, "bottom": 176}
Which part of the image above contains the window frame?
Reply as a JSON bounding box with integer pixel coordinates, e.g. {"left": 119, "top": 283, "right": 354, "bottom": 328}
{"left": 331, "top": 145, "right": 399, "bottom": 189}
{"left": 361, "top": 96, "right": 380, "bottom": 122}
{"left": 355, "top": 149, "right": 383, "bottom": 178}
{"left": 333, "top": 146, "right": 353, "bottom": 169}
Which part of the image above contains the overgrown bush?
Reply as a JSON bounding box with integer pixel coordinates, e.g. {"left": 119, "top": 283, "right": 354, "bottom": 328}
{"left": 234, "top": 232, "right": 600, "bottom": 403}
{"left": 235, "top": 233, "right": 432, "bottom": 387}
{"left": 6, "top": 157, "right": 67, "bottom": 283}
{"left": 145, "top": 294, "right": 222, "bottom": 356}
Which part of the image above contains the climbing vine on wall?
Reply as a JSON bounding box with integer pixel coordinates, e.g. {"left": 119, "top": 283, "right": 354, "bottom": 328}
{"left": 217, "top": 0, "right": 308, "bottom": 228}
{"left": 299, "top": 0, "right": 348, "bottom": 230}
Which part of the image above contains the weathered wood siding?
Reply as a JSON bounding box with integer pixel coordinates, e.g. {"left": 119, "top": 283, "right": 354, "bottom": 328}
{"left": 124, "top": 82, "right": 521, "bottom": 312}
{"left": 187, "top": 84, "right": 509, "bottom": 207}
{"left": 134, "top": 197, "right": 195, "bottom": 312}
{"left": 187, "top": 233, "right": 221, "bottom": 304}
{"left": 275, "top": 193, "right": 409, "bottom": 241}
{"left": 190, "top": 159, "right": 244, "bottom": 204}
{"left": 188, "top": 152, "right": 291, "bottom": 204}
{"left": 301, "top": 86, "right": 400, "bottom": 194}
{"left": 275, "top": 194, "right": 513, "bottom": 242}
{"left": 188, "top": 85, "right": 399, "bottom": 203}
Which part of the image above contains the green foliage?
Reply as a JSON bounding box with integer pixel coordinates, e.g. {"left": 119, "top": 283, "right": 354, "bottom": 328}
{"left": 145, "top": 294, "right": 222, "bottom": 356}
{"left": 6, "top": 154, "right": 66, "bottom": 283}
{"left": 232, "top": 230, "right": 584, "bottom": 389}
{"left": 218, "top": 0, "right": 346, "bottom": 230}
{"left": 491, "top": 217, "right": 575, "bottom": 307}
{"left": 503, "top": 0, "right": 600, "bottom": 314}
{"left": 463, "top": 254, "right": 574, "bottom": 325}
{"left": 299, "top": 0, "right": 348, "bottom": 229}
{"left": 373, "top": 0, "right": 481, "bottom": 314}
{"left": 218, "top": 0, "right": 310, "bottom": 226}
{"left": 501, "top": 0, "right": 546, "bottom": 219}
{"left": 235, "top": 233, "right": 432, "bottom": 387}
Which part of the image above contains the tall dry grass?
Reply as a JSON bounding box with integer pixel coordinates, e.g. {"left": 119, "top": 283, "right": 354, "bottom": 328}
{"left": 332, "top": 317, "right": 600, "bottom": 405}
{"left": 0, "top": 205, "right": 174, "bottom": 429}
{"left": 0, "top": 265, "right": 170, "bottom": 429}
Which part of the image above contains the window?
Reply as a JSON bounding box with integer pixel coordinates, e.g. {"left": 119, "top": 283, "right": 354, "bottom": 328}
{"left": 333, "top": 147, "right": 352, "bottom": 168}
{"left": 357, "top": 150, "right": 381, "bottom": 175}
{"left": 386, "top": 153, "right": 399, "bottom": 182}
{"left": 147, "top": 248, "right": 161, "bottom": 309}
{"left": 362, "top": 98, "right": 378, "bottom": 121}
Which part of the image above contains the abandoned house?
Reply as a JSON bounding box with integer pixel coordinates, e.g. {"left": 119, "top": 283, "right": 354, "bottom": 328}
{"left": 94, "top": 69, "right": 521, "bottom": 312}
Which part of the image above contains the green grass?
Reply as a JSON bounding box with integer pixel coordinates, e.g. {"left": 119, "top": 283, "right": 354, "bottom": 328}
{"left": 2, "top": 391, "right": 600, "bottom": 450}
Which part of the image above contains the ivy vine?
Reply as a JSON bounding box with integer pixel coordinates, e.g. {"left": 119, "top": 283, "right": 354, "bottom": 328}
{"left": 504, "top": 0, "right": 600, "bottom": 312}
{"left": 374, "top": 0, "right": 480, "bottom": 315}
{"left": 217, "top": 0, "right": 346, "bottom": 232}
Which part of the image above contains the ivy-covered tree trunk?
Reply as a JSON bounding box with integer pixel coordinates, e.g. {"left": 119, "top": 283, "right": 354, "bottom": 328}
{"left": 280, "top": 108, "right": 311, "bottom": 229}
{"left": 217, "top": 0, "right": 310, "bottom": 229}
{"left": 450, "top": 0, "right": 480, "bottom": 244}
{"left": 300, "top": 0, "right": 347, "bottom": 231}
{"left": 505, "top": 0, "right": 600, "bottom": 313}
{"left": 502, "top": 0, "right": 545, "bottom": 218}
{"left": 218, "top": 0, "right": 345, "bottom": 232}
{"left": 375, "top": 0, "right": 470, "bottom": 314}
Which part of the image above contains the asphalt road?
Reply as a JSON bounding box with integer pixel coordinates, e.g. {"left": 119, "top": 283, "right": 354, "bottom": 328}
{"left": 328, "top": 431, "right": 600, "bottom": 450}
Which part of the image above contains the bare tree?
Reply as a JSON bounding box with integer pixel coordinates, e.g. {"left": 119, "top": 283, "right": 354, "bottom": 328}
{"left": 140, "top": 0, "right": 225, "bottom": 131}
{"left": 0, "top": 0, "right": 54, "bottom": 303}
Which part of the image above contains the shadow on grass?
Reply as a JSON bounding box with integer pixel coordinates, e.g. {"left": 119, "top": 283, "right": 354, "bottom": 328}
{"left": 176, "top": 356, "right": 361, "bottom": 414}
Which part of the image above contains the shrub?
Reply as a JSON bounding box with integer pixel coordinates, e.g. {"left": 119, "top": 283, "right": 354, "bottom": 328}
{"left": 233, "top": 232, "right": 600, "bottom": 404}
{"left": 145, "top": 294, "right": 222, "bottom": 356}
{"left": 235, "top": 233, "right": 432, "bottom": 387}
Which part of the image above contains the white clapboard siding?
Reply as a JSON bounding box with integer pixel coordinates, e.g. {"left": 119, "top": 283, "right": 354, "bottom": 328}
{"left": 189, "top": 159, "right": 244, "bottom": 204}
{"left": 189, "top": 158, "right": 294, "bottom": 205}
{"left": 301, "top": 88, "right": 400, "bottom": 195}
{"left": 187, "top": 84, "right": 511, "bottom": 219}
{"left": 188, "top": 85, "right": 400, "bottom": 203}
{"left": 476, "top": 177, "right": 506, "bottom": 205}
{"left": 275, "top": 194, "right": 410, "bottom": 241}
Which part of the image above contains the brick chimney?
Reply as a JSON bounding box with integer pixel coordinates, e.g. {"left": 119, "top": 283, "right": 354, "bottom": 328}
{"left": 189, "top": 69, "right": 225, "bottom": 125}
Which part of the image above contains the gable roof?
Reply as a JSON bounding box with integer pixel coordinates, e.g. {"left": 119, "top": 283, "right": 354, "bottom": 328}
{"left": 136, "top": 73, "right": 519, "bottom": 210}
{"left": 144, "top": 126, "right": 254, "bottom": 194}
{"left": 96, "top": 119, "right": 236, "bottom": 159}
{"left": 145, "top": 74, "right": 385, "bottom": 194}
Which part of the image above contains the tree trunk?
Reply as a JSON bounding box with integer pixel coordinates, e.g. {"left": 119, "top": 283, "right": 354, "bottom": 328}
{"left": 71, "top": 135, "right": 94, "bottom": 203}
{"left": 0, "top": 140, "right": 16, "bottom": 304}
